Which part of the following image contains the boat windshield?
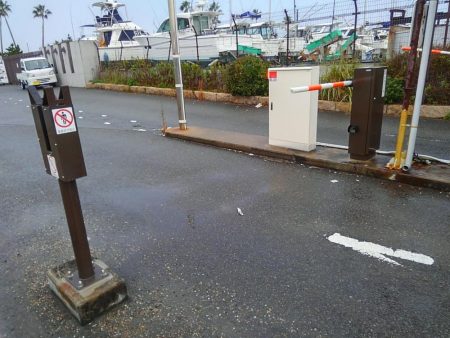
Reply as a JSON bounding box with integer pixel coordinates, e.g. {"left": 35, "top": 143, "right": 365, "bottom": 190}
{"left": 192, "top": 15, "right": 210, "bottom": 34}
{"left": 247, "top": 26, "right": 270, "bottom": 39}
{"left": 157, "top": 18, "right": 190, "bottom": 33}
{"left": 311, "top": 26, "right": 327, "bottom": 33}
{"left": 24, "top": 59, "right": 51, "bottom": 71}
{"left": 295, "top": 29, "right": 306, "bottom": 38}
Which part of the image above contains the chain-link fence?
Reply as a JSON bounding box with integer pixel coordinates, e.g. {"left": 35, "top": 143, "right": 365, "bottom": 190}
{"left": 253, "top": 0, "right": 449, "bottom": 61}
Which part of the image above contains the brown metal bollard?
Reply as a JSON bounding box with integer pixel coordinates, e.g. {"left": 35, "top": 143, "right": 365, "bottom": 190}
{"left": 29, "top": 86, "right": 95, "bottom": 281}
{"left": 28, "top": 86, "right": 127, "bottom": 325}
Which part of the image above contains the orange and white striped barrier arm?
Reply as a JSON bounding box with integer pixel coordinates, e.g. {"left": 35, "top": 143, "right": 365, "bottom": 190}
{"left": 401, "top": 46, "right": 450, "bottom": 55}
{"left": 290, "top": 80, "right": 353, "bottom": 94}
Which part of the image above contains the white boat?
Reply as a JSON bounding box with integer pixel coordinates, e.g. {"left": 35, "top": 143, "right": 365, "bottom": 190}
{"left": 246, "top": 21, "right": 280, "bottom": 58}
{"left": 88, "top": 0, "right": 148, "bottom": 61}
{"left": 278, "top": 22, "right": 343, "bottom": 57}
{"left": 278, "top": 21, "right": 389, "bottom": 61}
{"left": 357, "top": 27, "right": 389, "bottom": 61}
{"left": 278, "top": 24, "right": 308, "bottom": 56}
{"left": 134, "top": 1, "right": 262, "bottom": 62}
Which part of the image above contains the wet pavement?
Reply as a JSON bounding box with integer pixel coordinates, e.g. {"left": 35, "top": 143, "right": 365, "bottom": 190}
{"left": 0, "top": 85, "right": 449, "bottom": 337}
{"left": 165, "top": 126, "right": 450, "bottom": 191}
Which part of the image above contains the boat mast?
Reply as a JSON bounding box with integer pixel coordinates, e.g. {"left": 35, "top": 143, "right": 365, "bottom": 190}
{"left": 294, "top": 0, "right": 296, "bottom": 22}
{"left": 269, "top": 0, "right": 271, "bottom": 23}
{"left": 229, "top": 0, "right": 232, "bottom": 26}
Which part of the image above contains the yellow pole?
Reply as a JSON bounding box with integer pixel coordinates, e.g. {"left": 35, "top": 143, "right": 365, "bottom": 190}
{"left": 393, "top": 109, "right": 409, "bottom": 169}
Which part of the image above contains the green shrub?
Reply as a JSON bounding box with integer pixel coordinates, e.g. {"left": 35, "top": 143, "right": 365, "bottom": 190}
{"left": 423, "top": 51, "right": 450, "bottom": 105}
{"left": 182, "top": 62, "right": 204, "bottom": 90}
{"left": 152, "top": 62, "right": 175, "bottom": 88}
{"left": 384, "top": 48, "right": 450, "bottom": 105}
{"left": 127, "top": 78, "right": 137, "bottom": 86}
{"left": 97, "top": 61, "right": 129, "bottom": 84}
{"left": 384, "top": 52, "right": 409, "bottom": 79}
{"left": 94, "top": 47, "right": 450, "bottom": 104}
{"left": 130, "top": 60, "right": 152, "bottom": 86}
{"left": 203, "top": 62, "right": 227, "bottom": 92}
{"left": 225, "top": 56, "right": 269, "bottom": 96}
{"left": 319, "top": 60, "right": 356, "bottom": 102}
{"left": 384, "top": 77, "right": 404, "bottom": 104}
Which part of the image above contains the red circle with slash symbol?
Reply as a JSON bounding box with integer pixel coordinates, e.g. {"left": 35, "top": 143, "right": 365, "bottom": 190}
{"left": 54, "top": 108, "right": 74, "bottom": 128}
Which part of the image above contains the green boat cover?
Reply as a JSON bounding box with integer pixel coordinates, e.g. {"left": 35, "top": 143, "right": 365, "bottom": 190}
{"left": 325, "top": 33, "right": 358, "bottom": 61}
{"left": 238, "top": 45, "right": 262, "bottom": 55}
{"left": 306, "top": 29, "right": 343, "bottom": 53}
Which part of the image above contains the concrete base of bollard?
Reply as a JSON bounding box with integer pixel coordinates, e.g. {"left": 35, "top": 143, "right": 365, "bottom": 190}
{"left": 47, "top": 259, "right": 127, "bottom": 325}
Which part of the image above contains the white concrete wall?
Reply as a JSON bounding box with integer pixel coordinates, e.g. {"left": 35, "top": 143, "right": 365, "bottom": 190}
{"left": 388, "top": 25, "right": 449, "bottom": 57}
{"left": 44, "top": 41, "right": 100, "bottom": 88}
{"left": 0, "top": 57, "right": 9, "bottom": 84}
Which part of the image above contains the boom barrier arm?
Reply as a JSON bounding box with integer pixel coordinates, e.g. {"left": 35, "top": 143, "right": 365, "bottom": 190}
{"left": 291, "top": 80, "right": 353, "bottom": 94}
{"left": 402, "top": 46, "right": 450, "bottom": 55}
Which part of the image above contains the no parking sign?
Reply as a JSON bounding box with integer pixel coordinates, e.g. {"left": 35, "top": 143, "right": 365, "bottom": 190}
{"left": 52, "top": 107, "right": 77, "bottom": 135}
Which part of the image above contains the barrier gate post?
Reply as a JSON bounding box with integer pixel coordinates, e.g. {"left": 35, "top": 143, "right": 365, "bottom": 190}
{"left": 28, "top": 86, "right": 127, "bottom": 325}
{"left": 290, "top": 66, "right": 387, "bottom": 161}
{"left": 347, "top": 67, "right": 387, "bottom": 160}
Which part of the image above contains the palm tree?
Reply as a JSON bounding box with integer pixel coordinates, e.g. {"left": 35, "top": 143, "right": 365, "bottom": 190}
{"left": 180, "top": 1, "right": 190, "bottom": 13}
{"left": 209, "top": 1, "right": 221, "bottom": 12}
{"left": 209, "top": 1, "right": 221, "bottom": 25}
{"left": 32, "top": 4, "right": 52, "bottom": 52}
{"left": 0, "top": 0, "right": 16, "bottom": 54}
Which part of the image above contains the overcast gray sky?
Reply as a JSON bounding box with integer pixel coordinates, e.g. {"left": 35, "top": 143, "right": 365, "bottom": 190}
{"left": 1, "top": 0, "right": 305, "bottom": 52}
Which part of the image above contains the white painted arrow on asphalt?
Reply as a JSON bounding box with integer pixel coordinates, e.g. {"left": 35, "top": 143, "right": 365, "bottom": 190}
{"left": 327, "top": 233, "right": 434, "bottom": 266}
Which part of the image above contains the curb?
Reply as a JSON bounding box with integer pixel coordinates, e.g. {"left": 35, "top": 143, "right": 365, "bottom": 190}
{"left": 165, "top": 127, "right": 450, "bottom": 192}
{"left": 86, "top": 82, "right": 268, "bottom": 107}
{"left": 86, "top": 82, "right": 450, "bottom": 118}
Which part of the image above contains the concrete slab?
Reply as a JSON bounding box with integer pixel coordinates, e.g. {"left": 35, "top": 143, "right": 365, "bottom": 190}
{"left": 165, "top": 126, "right": 450, "bottom": 191}
{"left": 47, "top": 259, "right": 127, "bottom": 325}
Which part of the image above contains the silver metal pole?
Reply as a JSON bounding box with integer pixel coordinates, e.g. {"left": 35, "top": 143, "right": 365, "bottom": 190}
{"left": 168, "top": 0, "right": 187, "bottom": 130}
{"left": 403, "top": 0, "right": 438, "bottom": 171}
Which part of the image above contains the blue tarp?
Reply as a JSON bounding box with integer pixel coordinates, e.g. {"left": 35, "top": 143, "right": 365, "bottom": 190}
{"left": 232, "top": 11, "right": 262, "bottom": 19}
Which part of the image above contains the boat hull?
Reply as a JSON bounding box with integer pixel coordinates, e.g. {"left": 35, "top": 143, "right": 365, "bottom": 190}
{"left": 134, "top": 33, "right": 259, "bottom": 61}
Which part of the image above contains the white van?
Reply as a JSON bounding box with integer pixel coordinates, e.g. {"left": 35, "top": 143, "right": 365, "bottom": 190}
{"left": 16, "top": 57, "right": 57, "bottom": 89}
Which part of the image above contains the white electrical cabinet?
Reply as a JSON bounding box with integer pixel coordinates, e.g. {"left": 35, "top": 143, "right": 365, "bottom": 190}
{"left": 268, "top": 66, "right": 320, "bottom": 152}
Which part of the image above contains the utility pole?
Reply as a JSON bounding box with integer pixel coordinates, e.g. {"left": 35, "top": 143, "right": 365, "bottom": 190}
{"left": 168, "top": 0, "right": 187, "bottom": 130}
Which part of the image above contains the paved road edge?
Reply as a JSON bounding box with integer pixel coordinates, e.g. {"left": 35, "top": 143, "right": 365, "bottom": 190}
{"left": 165, "top": 126, "right": 450, "bottom": 192}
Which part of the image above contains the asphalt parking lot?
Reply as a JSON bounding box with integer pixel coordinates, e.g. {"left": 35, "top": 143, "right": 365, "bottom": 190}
{"left": 0, "top": 85, "right": 449, "bottom": 337}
